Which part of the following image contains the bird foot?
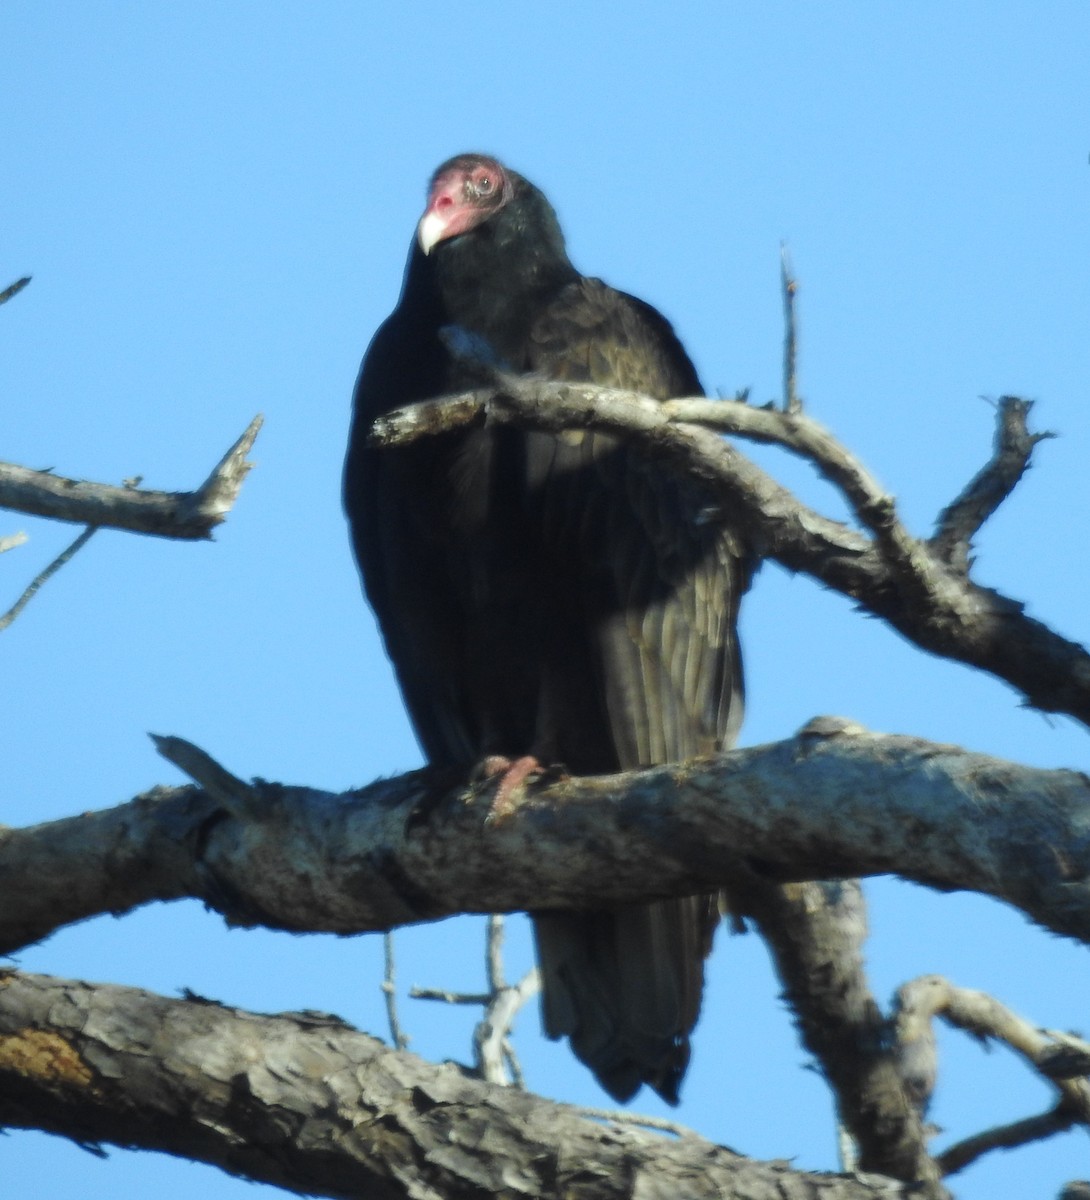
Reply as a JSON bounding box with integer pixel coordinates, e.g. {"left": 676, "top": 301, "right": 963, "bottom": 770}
{"left": 474, "top": 754, "right": 549, "bottom": 823}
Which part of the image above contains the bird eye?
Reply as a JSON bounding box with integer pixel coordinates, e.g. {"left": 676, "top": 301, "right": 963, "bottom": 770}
{"left": 476, "top": 175, "right": 493, "bottom": 195}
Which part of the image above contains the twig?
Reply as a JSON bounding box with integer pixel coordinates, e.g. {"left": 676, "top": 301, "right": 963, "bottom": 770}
{"left": 381, "top": 932, "right": 409, "bottom": 1050}
{"left": 502, "top": 1038, "right": 526, "bottom": 1089}
{"left": 409, "top": 987, "right": 492, "bottom": 1005}
{"left": 0, "top": 532, "right": 28, "bottom": 554}
{"left": 0, "top": 525, "right": 97, "bottom": 632}
{"left": 930, "top": 396, "right": 1053, "bottom": 572}
{"left": 473, "top": 916, "right": 536, "bottom": 1086}
{"left": 408, "top": 916, "right": 538, "bottom": 1086}
{"left": 663, "top": 393, "right": 931, "bottom": 584}
{"left": 485, "top": 913, "right": 505, "bottom": 992}
{"left": 370, "top": 379, "right": 901, "bottom": 560}
{"left": 937, "top": 1104, "right": 1081, "bottom": 1176}
{"left": 0, "top": 276, "right": 31, "bottom": 306}
{"left": 573, "top": 1105, "right": 702, "bottom": 1139}
{"left": 473, "top": 968, "right": 539, "bottom": 1086}
{"left": 781, "top": 245, "right": 801, "bottom": 414}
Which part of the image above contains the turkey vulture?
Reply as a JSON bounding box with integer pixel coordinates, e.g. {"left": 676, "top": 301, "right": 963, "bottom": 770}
{"left": 345, "top": 153, "right": 752, "bottom": 1103}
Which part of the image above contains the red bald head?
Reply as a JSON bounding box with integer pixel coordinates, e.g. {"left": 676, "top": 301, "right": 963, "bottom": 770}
{"left": 417, "top": 153, "right": 515, "bottom": 254}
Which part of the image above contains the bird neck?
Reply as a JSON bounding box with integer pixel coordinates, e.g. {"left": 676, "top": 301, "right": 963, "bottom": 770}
{"left": 431, "top": 188, "right": 579, "bottom": 366}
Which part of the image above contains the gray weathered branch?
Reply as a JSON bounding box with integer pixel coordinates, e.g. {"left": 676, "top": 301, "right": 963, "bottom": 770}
{"left": 930, "top": 397, "right": 1050, "bottom": 571}
{"left": 740, "top": 878, "right": 939, "bottom": 1187}
{"left": 0, "top": 415, "right": 263, "bottom": 539}
{"left": 893, "top": 974, "right": 1090, "bottom": 1175}
{"left": 0, "top": 275, "right": 31, "bottom": 306}
{"left": 0, "top": 525, "right": 97, "bottom": 632}
{"left": 473, "top": 922, "right": 539, "bottom": 1087}
{"left": 3, "top": 724, "right": 1089, "bottom": 959}
{"left": 781, "top": 246, "right": 802, "bottom": 414}
{"left": 370, "top": 383, "right": 1090, "bottom": 729}
{"left": 0, "top": 969, "right": 920, "bottom": 1200}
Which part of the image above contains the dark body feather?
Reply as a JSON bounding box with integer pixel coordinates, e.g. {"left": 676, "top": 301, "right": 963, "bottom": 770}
{"left": 345, "top": 159, "right": 751, "bottom": 1103}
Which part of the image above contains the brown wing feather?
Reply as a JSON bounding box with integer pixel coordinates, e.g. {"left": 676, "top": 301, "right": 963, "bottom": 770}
{"left": 523, "top": 278, "right": 750, "bottom": 1103}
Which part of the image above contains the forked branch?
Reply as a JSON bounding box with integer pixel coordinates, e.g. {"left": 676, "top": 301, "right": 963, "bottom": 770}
{"left": 0, "top": 415, "right": 263, "bottom": 540}
{"left": 893, "top": 975, "right": 1090, "bottom": 1175}
{"left": 371, "top": 382, "right": 1090, "bottom": 728}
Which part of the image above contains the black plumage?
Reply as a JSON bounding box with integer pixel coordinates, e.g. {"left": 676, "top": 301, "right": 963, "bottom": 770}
{"left": 345, "top": 154, "right": 752, "bottom": 1103}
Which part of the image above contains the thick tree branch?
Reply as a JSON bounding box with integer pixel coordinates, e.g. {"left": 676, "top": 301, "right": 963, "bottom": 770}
{"left": 740, "top": 878, "right": 940, "bottom": 1187}
{"left": 3, "top": 724, "right": 1089, "bottom": 959}
{"left": 0, "top": 969, "right": 920, "bottom": 1200}
{"left": 370, "top": 383, "right": 1090, "bottom": 728}
{"left": 0, "top": 415, "right": 262, "bottom": 540}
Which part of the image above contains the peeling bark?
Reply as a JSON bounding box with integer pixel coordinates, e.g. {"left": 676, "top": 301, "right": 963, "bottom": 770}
{"left": 0, "top": 969, "right": 928, "bottom": 1200}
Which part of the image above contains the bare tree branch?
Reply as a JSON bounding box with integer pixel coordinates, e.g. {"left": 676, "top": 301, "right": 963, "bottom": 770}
{"left": 0, "top": 531, "right": 28, "bottom": 554}
{"left": 3, "top": 724, "right": 1089, "bottom": 958}
{"left": 411, "top": 986, "right": 493, "bottom": 1005}
{"left": 661, "top": 392, "right": 923, "bottom": 582}
{"left": 0, "top": 276, "right": 31, "bottom": 306}
{"left": 938, "top": 1105, "right": 1082, "bottom": 1178}
{"left": 370, "top": 382, "right": 1090, "bottom": 728}
{"left": 930, "top": 397, "right": 1051, "bottom": 571}
{"left": 893, "top": 975, "right": 1090, "bottom": 1174}
{"left": 0, "top": 969, "right": 924, "bottom": 1200}
{"left": 0, "top": 414, "right": 263, "bottom": 540}
{"left": 381, "top": 932, "right": 410, "bottom": 1051}
{"left": 403, "top": 916, "right": 539, "bottom": 1087}
{"left": 485, "top": 912, "right": 506, "bottom": 993}
{"left": 469, "top": 916, "right": 539, "bottom": 1087}
{"left": 741, "top": 878, "right": 939, "bottom": 1185}
{"left": 473, "top": 973, "right": 540, "bottom": 1088}
{"left": 0, "top": 525, "right": 97, "bottom": 632}
{"left": 781, "top": 245, "right": 802, "bottom": 414}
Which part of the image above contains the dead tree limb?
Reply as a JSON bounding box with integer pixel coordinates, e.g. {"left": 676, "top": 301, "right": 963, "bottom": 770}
{"left": 3, "top": 724, "right": 1089, "bottom": 957}
{"left": 0, "top": 415, "right": 263, "bottom": 540}
{"left": 0, "top": 969, "right": 923, "bottom": 1200}
{"left": 0, "top": 525, "right": 97, "bottom": 632}
{"left": 0, "top": 276, "right": 31, "bottom": 306}
{"left": 370, "top": 384, "right": 1090, "bottom": 728}
{"left": 893, "top": 975, "right": 1090, "bottom": 1175}
{"left": 740, "top": 878, "right": 939, "bottom": 1186}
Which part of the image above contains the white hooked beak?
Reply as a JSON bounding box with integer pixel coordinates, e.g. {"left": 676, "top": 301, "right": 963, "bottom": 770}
{"left": 417, "top": 210, "right": 447, "bottom": 255}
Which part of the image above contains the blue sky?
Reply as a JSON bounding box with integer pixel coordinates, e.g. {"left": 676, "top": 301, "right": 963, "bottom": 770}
{"left": 3, "top": 3, "right": 1089, "bottom": 1196}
